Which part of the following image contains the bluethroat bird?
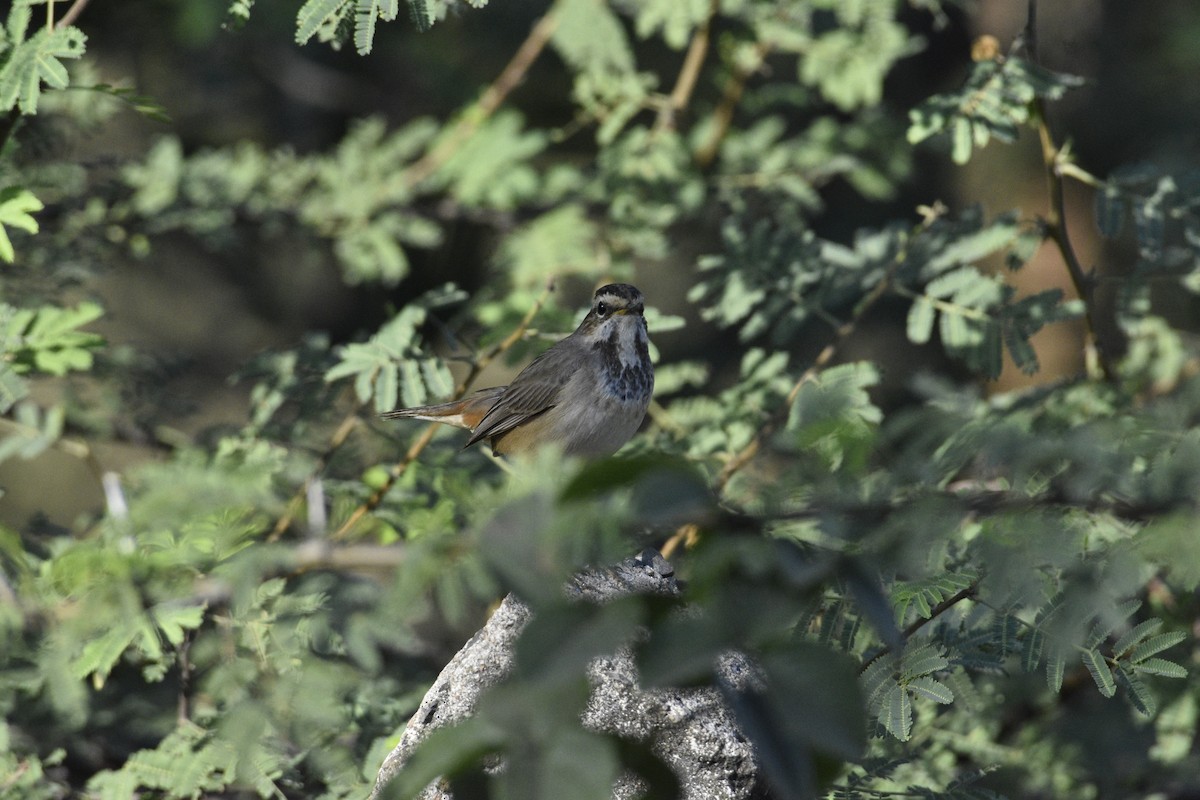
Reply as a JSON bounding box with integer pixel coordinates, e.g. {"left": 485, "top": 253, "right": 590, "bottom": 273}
{"left": 382, "top": 284, "right": 654, "bottom": 457}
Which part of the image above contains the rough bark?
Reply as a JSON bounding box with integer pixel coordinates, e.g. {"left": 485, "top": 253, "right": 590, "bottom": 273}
{"left": 370, "top": 548, "right": 759, "bottom": 800}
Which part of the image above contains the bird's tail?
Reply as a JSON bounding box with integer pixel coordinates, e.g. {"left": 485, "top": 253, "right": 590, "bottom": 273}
{"left": 380, "top": 387, "right": 504, "bottom": 431}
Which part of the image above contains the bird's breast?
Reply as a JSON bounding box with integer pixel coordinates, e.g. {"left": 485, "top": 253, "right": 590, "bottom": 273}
{"left": 591, "top": 324, "right": 654, "bottom": 406}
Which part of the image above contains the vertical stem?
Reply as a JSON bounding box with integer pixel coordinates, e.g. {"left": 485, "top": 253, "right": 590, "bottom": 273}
{"left": 1034, "top": 106, "right": 1114, "bottom": 381}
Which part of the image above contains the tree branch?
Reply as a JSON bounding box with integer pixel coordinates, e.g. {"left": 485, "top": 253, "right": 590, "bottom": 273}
{"left": 859, "top": 582, "right": 979, "bottom": 674}
{"left": 55, "top": 0, "right": 93, "bottom": 29}
{"left": 1035, "top": 109, "right": 1115, "bottom": 382}
{"left": 652, "top": 0, "right": 719, "bottom": 136}
{"left": 398, "top": 6, "right": 560, "bottom": 189}
{"left": 1023, "top": 0, "right": 1115, "bottom": 382}
{"left": 694, "top": 40, "right": 772, "bottom": 169}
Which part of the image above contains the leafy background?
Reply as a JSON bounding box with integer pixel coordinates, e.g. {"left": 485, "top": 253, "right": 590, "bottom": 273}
{"left": 2, "top": 1, "right": 1200, "bottom": 799}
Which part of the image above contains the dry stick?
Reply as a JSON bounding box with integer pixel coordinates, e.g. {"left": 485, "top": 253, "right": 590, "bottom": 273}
{"left": 858, "top": 581, "right": 979, "bottom": 674}
{"left": 1023, "top": 0, "right": 1113, "bottom": 382}
{"left": 660, "top": 248, "right": 903, "bottom": 561}
{"left": 717, "top": 268, "right": 896, "bottom": 494}
{"left": 652, "top": 0, "right": 719, "bottom": 136}
{"left": 55, "top": 0, "right": 92, "bottom": 29}
{"left": 268, "top": 412, "right": 362, "bottom": 541}
{"left": 329, "top": 281, "right": 555, "bottom": 541}
{"left": 398, "top": 8, "right": 560, "bottom": 189}
{"left": 694, "top": 40, "right": 772, "bottom": 169}
{"left": 1035, "top": 109, "right": 1114, "bottom": 382}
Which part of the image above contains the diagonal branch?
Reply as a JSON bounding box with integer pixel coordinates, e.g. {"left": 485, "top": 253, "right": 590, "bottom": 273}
{"left": 652, "top": 0, "right": 720, "bottom": 136}
{"left": 858, "top": 581, "right": 979, "bottom": 674}
{"left": 56, "top": 0, "right": 93, "bottom": 29}
{"left": 1023, "top": 0, "right": 1115, "bottom": 382}
{"left": 694, "top": 40, "right": 772, "bottom": 169}
{"left": 398, "top": 7, "right": 560, "bottom": 189}
{"left": 713, "top": 257, "right": 898, "bottom": 495}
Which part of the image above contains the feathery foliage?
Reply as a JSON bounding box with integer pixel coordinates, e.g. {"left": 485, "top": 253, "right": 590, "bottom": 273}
{"left": 2, "top": 1, "right": 1199, "bottom": 799}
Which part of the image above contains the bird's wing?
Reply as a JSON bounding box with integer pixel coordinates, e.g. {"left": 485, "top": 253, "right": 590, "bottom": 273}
{"left": 464, "top": 342, "right": 581, "bottom": 448}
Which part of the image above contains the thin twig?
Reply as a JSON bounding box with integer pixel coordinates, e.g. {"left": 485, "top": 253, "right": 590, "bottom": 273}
{"left": 329, "top": 281, "right": 556, "bottom": 541}
{"left": 714, "top": 260, "right": 897, "bottom": 495}
{"left": 1035, "top": 111, "right": 1113, "bottom": 381}
{"left": 268, "top": 413, "right": 362, "bottom": 541}
{"left": 652, "top": 0, "right": 719, "bottom": 135}
{"left": 658, "top": 253, "right": 900, "bottom": 558}
{"left": 859, "top": 582, "right": 979, "bottom": 674}
{"left": 694, "top": 40, "right": 772, "bottom": 169}
{"left": 55, "top": 0, "right": 93, "bottom": 29}
{"left": 1023, "top": 0, "right": 1114, "bottom": 382}
{"left": 398, "top": 7, "right": 560, "bottom": 189}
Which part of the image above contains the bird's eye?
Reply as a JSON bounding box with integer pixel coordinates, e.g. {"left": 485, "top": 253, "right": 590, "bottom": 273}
{"left": 596, "top": 301, "right": 609, "bottom": 316}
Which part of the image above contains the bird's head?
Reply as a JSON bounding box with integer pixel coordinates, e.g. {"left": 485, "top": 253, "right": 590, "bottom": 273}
{"left": 578, "top": 284, "right": 647, "bottom": 342}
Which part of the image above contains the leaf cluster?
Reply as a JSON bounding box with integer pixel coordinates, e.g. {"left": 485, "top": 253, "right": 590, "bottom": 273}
{"left": 2, "top": 3, "right": 1200, "bottom": 800}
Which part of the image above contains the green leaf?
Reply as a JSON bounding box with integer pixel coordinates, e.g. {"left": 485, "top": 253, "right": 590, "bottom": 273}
{"left": 433, "top": 111, "right": 546, "bottom": 210}
{"left": 633, "top": 0, "right": 709, "bottom": 49}
{"left": 1131, "top": 657, "right": 1187, "bottom": 679}
{"left": 0, "top": 186, "right": 42, "bottom": 263}
{"left": 2, "top": 301, "right": 104, "bottom": 376}
{"left": 880, "top": 684, "right": 913, "bottom": 741}
{"left": 552, "top": 0, "right": 635, "bottom": 75}
{"left": 901, "top": 643, "right": 949, "bottom": 680}
{"left": 1112, "top": 618, "right": 1163, "bottom": 659}
{"left": 1045, "top": 652, "right": 1065, "bottom": 693}
{"left": 951, "top": 117, "right": 973, "bottom": 164}
{"left": 72, "top": 620, "right": 139, "bottom": 685}
{"left": 325, "top": 286, "right": 462, "bottom": 412}
{"left": 153, "top": 603, "right": 205, "bottom": 647}
{"left": 407, "top": 0, "right": 432, "bottom": 32}
{"left": 1130, "top": 631, "right": 1187, "bottom": 663}
{"left": 1080, "top": 648, "right": 1116, "bottom": 698}
{"left": 497, "top": 205, "right": 600, "bottom": 288}
{"left": 908, "top": 676, "right": 954, "bottom": 705}
{"left": 1021, "top": 627, "right": 1044, "bottom": 673}
{"left": 891, "top": 572, "right": 975, "bottom": 624}
{"left": 908, "top": 57, "right": 1083, "bottom": 163}
{"left": 0, "top": 25, "right": 87, "bottom": 113}
{"left": 1117, "top": 666, "right": 1157, "bottom": 717}
{"left": 296, "top": 0, "right": 349, "bottom": 45}
{"left": 906, "top": 294, "right": 935, "bottom": 344}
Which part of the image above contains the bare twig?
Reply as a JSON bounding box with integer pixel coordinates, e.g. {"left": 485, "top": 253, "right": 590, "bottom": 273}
{"left": 859, "top": 581, "right": 979, "bottom": 674}
{"left": 329, "top": 281, "right": 556, "bottom": 541}
{"left": 1023, "top": 0, "right": 1114, "bottom": 382}
{"left": 1035, "top": 112, "right": 1114, "bottom": 381}
{"left": 652, "top": 0, "right": 720, "bottom": 136}
{"left": 694, "top": 40, "right": 772, "bottom": 169}
{"left": 398, "top": 7, "right": 560, "bottom": 189}
{"left": 55, "top": 0, "right": 93, "bottom": 29}
{"left": 714, "top": 261, "right": 897, "bottom": 495}
{"left": 268, "top": 413, "right": 362, "bottom": 541}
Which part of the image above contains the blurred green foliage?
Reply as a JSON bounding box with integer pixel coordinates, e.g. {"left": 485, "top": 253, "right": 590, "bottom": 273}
{"left": 2, "top": 1, "right": 1200, "bottom": 799}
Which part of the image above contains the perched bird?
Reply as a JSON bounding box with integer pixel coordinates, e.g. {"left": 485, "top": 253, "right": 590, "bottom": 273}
{"left": 382, "top": 284, "right": 654, "bottom": 458}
